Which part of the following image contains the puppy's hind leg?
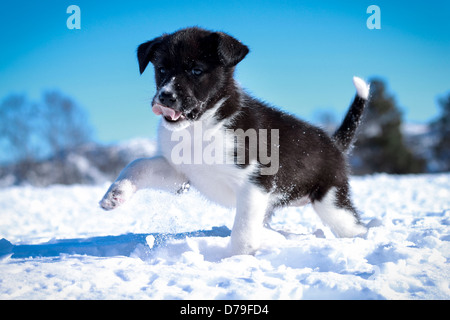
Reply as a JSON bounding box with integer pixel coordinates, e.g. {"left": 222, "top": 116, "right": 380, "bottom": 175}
{"left": 99, "top": 156, "right": 187, "bottom": 210}
{"left": 312, "top": 186, "right": 367, "bottom": 238}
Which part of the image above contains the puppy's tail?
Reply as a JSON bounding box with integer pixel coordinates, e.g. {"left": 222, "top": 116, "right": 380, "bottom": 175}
{"left": 332, "top": 76, "right": 370, "bottom": 153}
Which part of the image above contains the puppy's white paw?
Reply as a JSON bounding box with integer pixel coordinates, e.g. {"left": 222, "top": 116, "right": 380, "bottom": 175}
{"left": 99, "top": 180, "right": 136, "bottom": 211}
{"left": 230, "top": 232, "right": 260, "bottom": 256}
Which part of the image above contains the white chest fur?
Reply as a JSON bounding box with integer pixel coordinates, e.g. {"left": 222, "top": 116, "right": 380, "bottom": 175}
{"left": 158, "top": 113, "right": 255, "bottom": 208}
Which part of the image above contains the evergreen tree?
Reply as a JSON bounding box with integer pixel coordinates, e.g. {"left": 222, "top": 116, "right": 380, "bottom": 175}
{"left": 352, "top": 79, "right": 425, "bottom": 174}
{"left": 431, "top": 93, "right": 450, "bottom": 171}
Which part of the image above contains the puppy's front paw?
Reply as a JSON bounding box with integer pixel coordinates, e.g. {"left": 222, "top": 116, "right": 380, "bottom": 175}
{"left": 99, "top": 188, "right": 124, "bottom": 210}
{"left": 99, "top": 180, "right": 136, "bottom": 211}
{"left": 230, "top": 232, "right": 260, "bottom": 256}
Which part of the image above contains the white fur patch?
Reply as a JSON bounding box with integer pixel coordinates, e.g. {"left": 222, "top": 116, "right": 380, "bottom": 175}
{"left": 312, "top": 187, "right": 367, "bottom": 238}
{"left": 158, "top": 97, "right": 254, "bottom": 208}
{"left": 352, "top": 76, "right": 370, "bottom": 100}
{"left": 99, "top": 156, "right": 187, "bottom": 210}
{"left": 231, "top": 183, "right": 270, "bottom": 255}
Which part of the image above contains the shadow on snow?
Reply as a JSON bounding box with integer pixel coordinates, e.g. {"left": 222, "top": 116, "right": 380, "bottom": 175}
{"left": 0, "top": 226, "right": 231, "bottom": 259}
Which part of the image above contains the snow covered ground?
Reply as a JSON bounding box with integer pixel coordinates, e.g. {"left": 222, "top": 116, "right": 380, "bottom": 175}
{"left": 0, "top": 173, "right": 449, "bottom": 299}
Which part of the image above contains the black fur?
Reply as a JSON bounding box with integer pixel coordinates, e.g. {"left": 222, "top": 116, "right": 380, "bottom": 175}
{"left": 137, "top": 27, "right": 367, "bottom": 221}
{"left": 138, "top": 27, "right": 248, "bottom": 122}
{"left": 333, "top": 96, "right": 366, "bottom": 152}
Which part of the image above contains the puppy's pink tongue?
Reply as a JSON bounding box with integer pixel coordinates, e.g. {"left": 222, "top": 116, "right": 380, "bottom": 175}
{"left": 152, "top": 104, "right": 182, "bottom": 121}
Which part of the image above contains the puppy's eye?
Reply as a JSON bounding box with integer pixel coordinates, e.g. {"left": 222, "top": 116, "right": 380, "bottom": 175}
{"left": 158, "top": 67, "right": 166, "bottom": 75}
{"left": 191, "top": 68, "right": 203, "bottom": 76}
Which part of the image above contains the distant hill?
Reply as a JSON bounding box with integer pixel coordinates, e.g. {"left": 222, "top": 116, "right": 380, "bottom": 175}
{"left": 0, "top": 138, "right": 157, "bottom": 187}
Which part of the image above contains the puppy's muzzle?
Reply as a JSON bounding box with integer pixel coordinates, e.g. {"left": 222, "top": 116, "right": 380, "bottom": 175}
{"left": 158, "top": 90, "right": 177, "bottom": 109}
{"left": 152, "top": 88, "right": 186, "bottom": 122}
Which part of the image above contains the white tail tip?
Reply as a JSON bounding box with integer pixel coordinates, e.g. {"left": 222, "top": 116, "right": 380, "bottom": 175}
{"left": 353, "top": 76, "right": 370, "bottom": 100}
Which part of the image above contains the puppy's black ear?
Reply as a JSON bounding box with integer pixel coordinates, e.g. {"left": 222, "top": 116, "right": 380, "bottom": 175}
{"left": 137, "top": 36, "right": 165, "bottom": 74}
{"left": 213, "top": 32, "right": 249, "bottom": 67}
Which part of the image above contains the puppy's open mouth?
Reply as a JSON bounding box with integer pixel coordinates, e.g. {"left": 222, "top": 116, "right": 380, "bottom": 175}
{"left": 152, "top": 103, "right": 186, "bottom": 122}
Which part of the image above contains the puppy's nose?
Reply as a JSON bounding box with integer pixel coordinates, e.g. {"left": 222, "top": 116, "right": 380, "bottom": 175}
{"left": 159, "top": 90, "right": 177, "bottom": 108}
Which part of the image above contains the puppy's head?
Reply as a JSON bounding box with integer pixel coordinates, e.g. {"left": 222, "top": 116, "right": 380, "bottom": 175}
{"left": 137, "top": 27, "right": 249, "bottom": 130}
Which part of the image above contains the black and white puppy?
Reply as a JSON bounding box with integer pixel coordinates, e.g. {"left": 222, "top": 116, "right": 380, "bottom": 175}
{"left": 100, "top": 27, "right": 370, "bottom": 255}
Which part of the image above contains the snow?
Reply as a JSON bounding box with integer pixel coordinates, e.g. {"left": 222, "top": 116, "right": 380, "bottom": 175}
{"left": 0, "top": 173, "right": 449, "bottom": 299}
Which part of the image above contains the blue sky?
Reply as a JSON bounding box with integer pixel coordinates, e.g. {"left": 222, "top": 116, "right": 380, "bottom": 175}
{"left": 1, "top": 0, "right": 449, "bottom": 144}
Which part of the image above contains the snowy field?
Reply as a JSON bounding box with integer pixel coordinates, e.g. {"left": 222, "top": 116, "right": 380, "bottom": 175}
{"left": 0, "top": 173, "right": 449, "bottom": 300}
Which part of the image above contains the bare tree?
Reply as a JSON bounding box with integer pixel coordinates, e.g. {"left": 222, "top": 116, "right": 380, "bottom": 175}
{"left": 40, "top": 91, "right": 93, "bottom": 158}
{"left": 0, "top": 91, "right": 94, "bottom": 185}
{"left": 0, "top": 94, "right": 41, "bottom": 164}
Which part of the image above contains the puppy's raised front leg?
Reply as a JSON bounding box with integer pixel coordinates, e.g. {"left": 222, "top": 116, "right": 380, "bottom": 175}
{"left": 99, "top": 156, "right": 187, "bottom": 210}
{"left": 230, "top": 183, "right": 270, "bottom": 255}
